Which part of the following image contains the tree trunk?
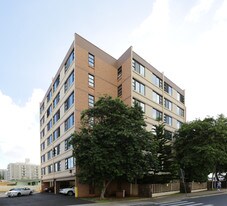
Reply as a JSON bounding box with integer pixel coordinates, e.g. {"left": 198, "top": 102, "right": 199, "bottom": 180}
{"left": 100, "top": 180, "right": 112, "bottom": 199}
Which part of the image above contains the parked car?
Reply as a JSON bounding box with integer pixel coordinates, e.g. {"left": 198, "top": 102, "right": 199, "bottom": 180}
{"left": 59, "top": 186, "right": 75, "bottom": 196}
{"left": 5, "top": 187, "right": 33, "bottom": 197}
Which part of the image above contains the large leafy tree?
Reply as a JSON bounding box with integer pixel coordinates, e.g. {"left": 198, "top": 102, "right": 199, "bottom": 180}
{"left": 174, "top": 115, "right": 227, "bottom": 182}
{"left": 71, "top": 96, "right": 158, "bottom": 198}
{"left": 212, "top": 115, "right": 227, "bottom": 179}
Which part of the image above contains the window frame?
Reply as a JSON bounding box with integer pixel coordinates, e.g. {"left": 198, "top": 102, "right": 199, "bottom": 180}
{"left": 65, "top": 50, "right": 74, "bottom": 72}
{"left": 88, "top": 94, "right": 94, "bottom": 107}
{"left": 88, "top": 53, "right": 95, "bottom": 67}
{"left": 53, "top": 75, "right": 60, "bottom": 93}
{"left": 132, "top": 59, "right": 145, "bottom": 76}
{"left": 117, "top": 66, "right": 122, "bottom": 79}
{"left": 133, "top": 79, "right": 145, "bottom": 95}
{"left": 65, "top": 113, "right": 74, "bottom": 131}
{"left": 133, "top": 98, "right": 145, "bottom": 112}
{"left": 88, "top": 74, "right": 95, "bottom": 87}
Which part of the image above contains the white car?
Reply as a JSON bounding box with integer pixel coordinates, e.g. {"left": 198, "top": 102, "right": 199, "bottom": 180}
{"left": 5, "top": 187, "right": 33, "bottom": 197}
{"left": 59, "top": 186, "right": 75, "bottom": 196}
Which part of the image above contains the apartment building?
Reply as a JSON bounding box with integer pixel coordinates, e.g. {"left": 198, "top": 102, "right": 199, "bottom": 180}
{"left": 40, "top": 33, "right": 186, "bottom": 197}
{"left": 7, "top": 159, "right": 40, "bottom": 181}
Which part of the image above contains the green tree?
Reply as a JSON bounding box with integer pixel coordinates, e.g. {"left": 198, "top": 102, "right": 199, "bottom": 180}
{"left": 71, "top": 96, "right": 158, "bottom": 198}
{"left": 174, "top": 115, "right": 227, "bottom": 182}
{"left": 212, "top": 115, "right": 227, "bottom": 180}
{"left": 152, "top": 122, "right": 179, "bottom": 182}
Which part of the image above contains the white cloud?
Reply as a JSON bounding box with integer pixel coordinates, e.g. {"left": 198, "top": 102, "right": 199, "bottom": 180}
{"left": 130, "top": 0, "right": 170, "bottom": 39}
{"left": 0, "top": 89, "right": 45, "bottom": 169}
{"left": 214, "top": 0, "right": 227, "bottom": 22}
{"left": 128, "top": 0, "right": 227, "bottom": 121}
{"left": 129, "top": 0, "right": 171, "bottom": 71}
{"left": 185, "top": 0, "right": 215, "bottom": 23}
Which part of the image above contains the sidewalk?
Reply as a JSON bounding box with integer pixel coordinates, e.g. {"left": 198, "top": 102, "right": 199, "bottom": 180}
{"left": 80, "top": 189, "right": 227, "bottom": 206}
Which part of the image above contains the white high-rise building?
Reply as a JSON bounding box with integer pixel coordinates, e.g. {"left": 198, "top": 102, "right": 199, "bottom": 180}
{"left": 7, "top": 159, "right": 40, "bottom": 181}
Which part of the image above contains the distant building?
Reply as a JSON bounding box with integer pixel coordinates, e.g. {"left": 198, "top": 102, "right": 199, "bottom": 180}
{"left": 0, "top": 169, "right": 7, "bottom": 180}
{"left": 7, "top": 159, "right": 40, "bottom": 181}
{"left": 40, "top": 33, "right": 186, "bottom": 197}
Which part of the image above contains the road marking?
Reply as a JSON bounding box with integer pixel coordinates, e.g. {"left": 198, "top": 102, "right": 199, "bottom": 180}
{"left": 159, "top": 201, "right": 213, "bottom": 206}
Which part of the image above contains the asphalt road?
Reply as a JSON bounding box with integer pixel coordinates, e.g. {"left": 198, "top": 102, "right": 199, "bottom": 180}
{"left": 134, "top": 193, "right": 227, "bottom": 206}
{"left": 0, "top": 192, "right": 94, "bottom": 206}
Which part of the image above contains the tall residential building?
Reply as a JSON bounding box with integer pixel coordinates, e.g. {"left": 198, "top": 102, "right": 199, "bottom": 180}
{"left": 7, "top": 159, "right": 40, "bottom": 181}
{"left": 40, "top": 33, "right": 186, "bottom": 197}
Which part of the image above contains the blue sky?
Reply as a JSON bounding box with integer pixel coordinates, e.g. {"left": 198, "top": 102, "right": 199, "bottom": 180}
{"left": 0, "top": 0, "right": 227, "bottom": 168}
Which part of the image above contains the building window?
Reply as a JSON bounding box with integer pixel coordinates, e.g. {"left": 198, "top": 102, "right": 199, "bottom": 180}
{"left": 41, "top": 154, "right": 45, "bottom": 163}
{"left": 53, "top": 110, "right": 60, "bottom": 124}
{"left": 177, "top": 120, "right": 183, "bottom": 129}
{"left": 40, "top": 141, "right": 45, "bottom": 151}
{"left": 152, "top": 108, "right": 163, "bottom": 120}
{"left": 118, "top": 84, "right": 122, "bottom": 97}
{"left": 40, "top": 103, "right": 44, "bottom": 114}
{"left": 177, "top": 92, "right": 185, "bottom": 104}
{"left": 65, "top": 156, "right": 75, "bottom": 169}
{"left": 53, "top": 127, "right": 60, "bottom": 140}
{"left": 164, "top": 82, "right": 172, "bottom": 95}
{"left": 53, "top": 75, "right": 60, "bottom": 93}
{"left": 47, "top": 104, "right": 52, "bottom": 118}
{"left": 47, "top": 90, "right": 52, "bottom": 103}
{"left": 152, "top": 91, "right": 163, "bottom": 105}
{"left": 64, "top": 92, "right": 74, "bottom": 112}
{"left": 118, "top": 66, "right": 122, "bottom": 79}
{"left": 133, "top": 79, "right": 145, "bottom": 95}
{"left": 88, "top": 74, "right": 95, "bottom": 87}
{"left": 54, "top": 161, "right": 61, "bottom": 172}
{"left": 48, "top": 165, "right": 53, "bottom": 174}
{"left": 88, "top": 53, "right": 95, "bottom": 67}
{"left": 65, "top": 136, "right": 73, "bottom": 151}
{"left": 47, "top": 150, "right": 52, "bottom": 160}
{"left": 133, "top": 98, "right": 145, "bottom": 112}
{"left": 177, "top": 106, "right": 184, "bottom": 117}
{"left": 164, "top": 114, "right": 172, "bottom": 126}
{"left": 47, "top": 119, "right": 52, "bottom": 131}
{"left": 64, "top": 71, "right": 74, "bottom": 93}
{"left": 88, "top": 95, "right": 94, "bottom": 107}
{"left": 53, "top": 144, "right": 60, "bottom": 157}
{"left": 164, "top": 98, "right": 172, "bottom": 110}
{"left": 40, "top": 116, "right": 45, "bottom": 127}
{"left": 53, "top": 92, "right": 60, "bottom": 108}
{"left": 132, "top": 59, "right": 145, "bottom": 76}
{"left": 152, "top": 74, "right": 163, "bottom": 88}
{"left": 40, "top": 129, "right": 45, "bottom": 139}
{"left": 47, "top": 134, "right": 52, "bottom": 146}
{"left": 41, "top": 167, "right": 46, "bottom": 175}
{"left": 65, "top": 113, "right": 74, "bottom": 131}
{"left": 65, "top": 50, "right": 74, "bottom": 72}
{"left": 164, "top": 130, "right": 173, "bottom": 140}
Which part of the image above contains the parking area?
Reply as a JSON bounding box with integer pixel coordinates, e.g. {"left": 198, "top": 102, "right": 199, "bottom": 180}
{"left": 0, "top": 192, "right": 94, "bottom": 206}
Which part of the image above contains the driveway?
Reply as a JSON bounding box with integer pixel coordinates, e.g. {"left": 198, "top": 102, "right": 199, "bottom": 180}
{"left": 0, "top": 192, "right": 94, "bottom": 206}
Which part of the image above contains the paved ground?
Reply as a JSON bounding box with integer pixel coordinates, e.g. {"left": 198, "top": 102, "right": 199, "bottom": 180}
{"left": 1, "top": 189, "right": 226, "bottom": 206}
{"left": 0, "top": 192, "right": 94, "bottom": 206}
{"left": 80, "top": 189, "right": 227, "bottom": 206}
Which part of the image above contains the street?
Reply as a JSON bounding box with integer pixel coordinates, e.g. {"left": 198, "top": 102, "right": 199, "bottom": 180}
{"left": 0, "top": 192, "right": 94, "bottom": 206}
{"left": 133, "top": 193, "right": 227, "bottom": 206}
{"left": 1, "top": 191, "right": 227, "bottom": 206}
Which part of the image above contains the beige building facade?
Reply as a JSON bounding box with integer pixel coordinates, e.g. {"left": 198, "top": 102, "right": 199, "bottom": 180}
{"left": 40, "top": 33, "right": 186, "bottom": 197}
{"left": 7, "top": 159, "right": 40, "bottom": 181}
